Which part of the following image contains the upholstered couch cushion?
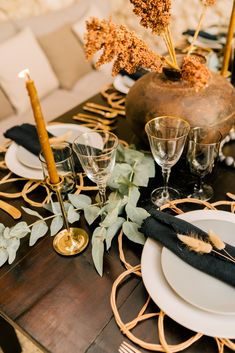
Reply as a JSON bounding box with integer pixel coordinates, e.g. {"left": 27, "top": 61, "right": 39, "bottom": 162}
{"left": 0, "top": 27, "right": 59, "bottom": 114}
{"left": 38, "top": 24, "right": 92, "bottom": 90}
{"left": 0, "top": 89, "right": 14, "bottom": 121}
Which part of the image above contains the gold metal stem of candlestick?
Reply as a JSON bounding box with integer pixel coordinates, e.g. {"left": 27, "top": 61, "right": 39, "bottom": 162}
{"left": 46, "top": 177, "right": 89, "bottom": 256}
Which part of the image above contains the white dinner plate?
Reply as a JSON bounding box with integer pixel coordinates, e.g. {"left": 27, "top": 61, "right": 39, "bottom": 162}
{"left": 113, "top": 75, "right": 135, "bottom": 94}
{"left": 141, "top": 210, "right": 235, "bottom": 338}
{"left": 161, "top": 217, "right": 235, "bottom": 315}
{"left": 5, "top": 124, "right": 92, "bottom": 180}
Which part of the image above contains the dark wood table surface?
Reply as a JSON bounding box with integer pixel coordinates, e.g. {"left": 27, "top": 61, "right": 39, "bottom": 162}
{"left": 0, "top": 93, "right": 234, "bottom": 353}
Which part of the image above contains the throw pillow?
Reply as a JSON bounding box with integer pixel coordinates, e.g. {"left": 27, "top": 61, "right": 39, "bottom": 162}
{"left": 38, "top": 24, "right": 92, "bottom": 90}
{"left": 0, "top": 89, "right": 14, "bottom": 121}
{"left": 0, "top": 27, "right": 59, "bottom": 114}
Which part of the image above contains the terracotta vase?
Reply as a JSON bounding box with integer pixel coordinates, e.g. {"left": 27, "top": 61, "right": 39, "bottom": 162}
{"left": 125, "top": 70, "right": 235, "bottom": 144}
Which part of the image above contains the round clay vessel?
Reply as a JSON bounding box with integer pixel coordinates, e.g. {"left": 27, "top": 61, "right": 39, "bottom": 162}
{"left": 125, "top": 71, "right": 235, "bottom": 143}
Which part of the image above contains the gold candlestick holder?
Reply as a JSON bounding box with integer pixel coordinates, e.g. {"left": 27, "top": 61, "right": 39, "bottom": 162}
{"left": 47, "top": 177, "right": 89, "bottom": 256}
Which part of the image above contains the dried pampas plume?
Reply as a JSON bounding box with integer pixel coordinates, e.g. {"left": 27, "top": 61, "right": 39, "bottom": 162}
{"left": 177, "top": 232, "right": 235, "bottom": 264}
{"left": 177, "top": 233, "right": 212, "bottom": 253}
{"left": 207, "top": 229, "right": 225, "bottom": 250}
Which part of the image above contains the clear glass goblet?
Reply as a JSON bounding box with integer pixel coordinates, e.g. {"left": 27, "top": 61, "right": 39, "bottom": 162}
{"left": 145, "top": 116, "right": 190, "bottom": 207}
{"left": 187, "top": 127, "right": 222, "bottom": 201}
{"left": 72, "top": 130, "right": 118, "bottom": 207}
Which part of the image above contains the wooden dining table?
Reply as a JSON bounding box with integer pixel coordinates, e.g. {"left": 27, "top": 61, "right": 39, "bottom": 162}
{"left": 0, "top": 91, "right": 234, "bottom": 353}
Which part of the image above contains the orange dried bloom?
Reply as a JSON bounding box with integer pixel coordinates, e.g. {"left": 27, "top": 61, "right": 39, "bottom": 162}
{"left": 130, "top": 0, "right": 171, "bottom": 35}
{"left": 181, "top": 55, "right": 211, "bottom": 91}
{"left": 84, "top": 17, "right": 164, "bottom": 76}
{"left": 201, "top": 0, "right": 216, "bottom": 6}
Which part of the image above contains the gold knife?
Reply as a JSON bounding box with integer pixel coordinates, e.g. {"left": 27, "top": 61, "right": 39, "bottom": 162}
{"left": 0, "top": 200, "right": 22, "bottom": 219}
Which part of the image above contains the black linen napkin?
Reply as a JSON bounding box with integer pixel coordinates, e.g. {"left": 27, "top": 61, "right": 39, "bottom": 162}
{"left": 140, "top": 208, "right": 235, "bottom": 288}
{"left": 4, "top": 123, "right": 83, "bottom": 173}
{"left": 119, "top": 68, "right": 149, "bottom": 81}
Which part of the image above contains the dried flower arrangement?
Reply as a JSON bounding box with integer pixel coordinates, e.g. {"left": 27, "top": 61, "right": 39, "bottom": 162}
{"left": 84, "top": 0, "right": 216, "bottom": 90}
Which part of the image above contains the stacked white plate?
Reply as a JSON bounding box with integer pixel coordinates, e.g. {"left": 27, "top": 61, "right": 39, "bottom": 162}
{"left": 5, "top": 124, "right": 92, "bottom": 180}
{"left": 141, "top": 210, "right": 235, "bottom": 338}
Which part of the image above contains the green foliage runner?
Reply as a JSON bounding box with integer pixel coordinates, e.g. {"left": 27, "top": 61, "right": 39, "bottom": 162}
{"left": 0, "top": 145, "right": 155, "bottom": 275}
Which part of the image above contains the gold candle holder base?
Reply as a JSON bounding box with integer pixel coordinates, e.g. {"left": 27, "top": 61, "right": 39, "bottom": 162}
{"left": 46, "top": 177, "right": 89, "bottom": 256}
{"left": 53, "top": 227, "right": 89, "bottom": 256}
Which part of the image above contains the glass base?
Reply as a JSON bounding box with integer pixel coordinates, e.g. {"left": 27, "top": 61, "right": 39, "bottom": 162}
{"left": 188, "top": 183, "right": 213, "bottom": 201}
{"left": 53, "top": 227, "right": 89, "bottom": 256}
{"left": 151, "top": 187, "right": 180, "bottom": 207}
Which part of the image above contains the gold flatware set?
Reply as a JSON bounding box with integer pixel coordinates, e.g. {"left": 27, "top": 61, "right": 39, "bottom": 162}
{"left": 73, "top": 101, "right": 125, "bottom": 131}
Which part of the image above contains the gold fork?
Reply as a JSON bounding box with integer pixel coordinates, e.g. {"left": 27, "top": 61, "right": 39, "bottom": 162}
{"left": 118, "top": 341, "right": 142, "bottom": 353}
{"left": 83, "top": 106, "right": 118, "bottom": 118}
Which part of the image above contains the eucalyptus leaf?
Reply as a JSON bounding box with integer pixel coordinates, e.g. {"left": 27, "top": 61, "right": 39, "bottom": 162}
{"left": 21, "top": 207, "right": 43, "bottom": 219}
{"left": 0, "top": 249, "right": 8, "bottom": 267}
{"left": 101, "top": 206, "right": 119, "bottom": 227}
{"left": 115, "top": 144, "right": 126, "bottom": 162}
{"left": 29, "top": 221, "right": 48, "bottom": 246}
{"left": 128, "top": 186, "right": 140, "bottom": 206}
{"left": 107, "top": 163, "right": 132, "bottom": 189}
{"left": 132, "top": 164, "right": 151, "bottom": 187}
{"left": 51, "top": 200, "right": 62, "bottom": 215}
{"left": 44, "top": 201, "right": 69, "bottom": 215}
{"left": 7, "top": 238, "right": 20, "bottom": 264}
{"left": 9, "top": 222, "right": 30, "bottom": 239}
{"left": 91, "top": 227, "right": 106, "bottom": 276}
{"left": 123, "top": 148, "right": 144, "bottom": 164}
{"left": 68, "top": 194, "right": 92, "bottom": 209}
{"left": 3, "top": 227, "right": 10, "bottom": 239}
{"left": 92, "top": 226, "right": 106, "bottom": 243}
{"left": 50, "top": 216, "right": 63, "bottom": 237}
{"left": 141, "top": 154, "right": 155, "bottom": 178}
{"left": 0, "top": 224, "right": 5, "bottom": 236}
{"left": 125, "top": 204, "right": 150, "bottom": 225}
{"left": 106, "top": 217, "right": 125, "bottom": 250}
{"left": 122, "top": 221, "right": 146, "bottom": 245}
{"left": 84, "top": 205, "right": 100, "bottom": 225}
{"left": 67, "top": 205, "right": 80, "bottom": 224}
{"left": 0, "top": 235, "right": 7, "bottom": 248}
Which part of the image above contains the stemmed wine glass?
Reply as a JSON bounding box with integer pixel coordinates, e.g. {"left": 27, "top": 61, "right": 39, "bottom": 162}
{"left": 73, "top": 130, "right": 118, "bottom": 207}
{"left": 145, "top": 116, "right": 190, "bottom": 207}
{"left": 187, "top": 127, "right": 221, "bottom": 201}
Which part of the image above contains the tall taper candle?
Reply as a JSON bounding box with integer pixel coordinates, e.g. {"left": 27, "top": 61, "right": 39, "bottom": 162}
{"left": 19, "top": 69, "right": 59, "bottom": 184}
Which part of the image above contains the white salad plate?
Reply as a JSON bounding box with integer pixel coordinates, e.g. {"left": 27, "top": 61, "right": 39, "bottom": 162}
{"left": 5, "top": 123, "right": 92, "bottom": 180}
{"left": 141, "top": 210, "right": 235, "bottom": 338}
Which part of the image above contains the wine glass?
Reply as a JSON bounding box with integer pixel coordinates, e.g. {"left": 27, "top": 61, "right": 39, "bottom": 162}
{"left": 145, "top": 116, "right": 190, "bottom": 207}
{"left": 187, "top": 127, "right": 221, "bottom": 201}
{"left": 72, "top": 130, "right": 118, "bottom": 207}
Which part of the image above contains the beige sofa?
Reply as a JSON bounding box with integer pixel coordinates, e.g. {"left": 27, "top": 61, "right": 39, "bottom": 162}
{"left": 0, "top": 0, "right": 113, "bottom": 145}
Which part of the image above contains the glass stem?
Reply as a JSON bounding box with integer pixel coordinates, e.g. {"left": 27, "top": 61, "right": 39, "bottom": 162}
{"left": 195, "top": 176, "right": 203, "bottom": 193}
{"left": 162, "top": 167, "right": 171, "bottom": 198}
{"left": 98, "top": 184, "right": 107, "bottom": 208}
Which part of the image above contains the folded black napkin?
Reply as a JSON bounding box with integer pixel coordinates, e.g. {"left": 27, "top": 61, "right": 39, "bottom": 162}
{"left": 140, "top": 208, "right": 235, "bottom": 288}
{"left": 119, "top": 68, "right": 149, "bottom": 81}
{"left": 4, "top": 123, "right": 83, "bottom": 173}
